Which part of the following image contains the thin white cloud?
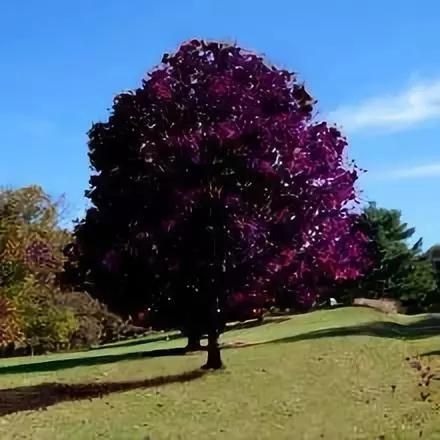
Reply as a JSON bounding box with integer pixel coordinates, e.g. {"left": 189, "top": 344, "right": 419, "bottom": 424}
{"left": 367, "top": 163, "right": 440, "bottom": 181}
{"left": 328, "top": 79, "right": 440, "bottom": 133}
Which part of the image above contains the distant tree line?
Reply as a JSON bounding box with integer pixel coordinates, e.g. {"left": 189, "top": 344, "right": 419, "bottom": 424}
{"left": 0, "top": 186, "right": 136, "bottom": 355}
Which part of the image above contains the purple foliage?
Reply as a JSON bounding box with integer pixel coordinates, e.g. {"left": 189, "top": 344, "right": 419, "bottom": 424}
{"left": 76, "top": 39, "right": 370, "bottom": 326}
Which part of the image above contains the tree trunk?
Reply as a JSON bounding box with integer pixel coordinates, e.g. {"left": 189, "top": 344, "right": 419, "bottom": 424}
{"left": 185, "top": 331, "right": 202, "bottom": 352}
{"left": 202, "top": 329, "right": 223, "bottom": 370}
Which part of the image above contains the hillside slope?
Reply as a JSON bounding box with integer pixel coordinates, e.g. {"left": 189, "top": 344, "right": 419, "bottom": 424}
{"left": 1, "top": 307, "right": 440, "bottom": 439}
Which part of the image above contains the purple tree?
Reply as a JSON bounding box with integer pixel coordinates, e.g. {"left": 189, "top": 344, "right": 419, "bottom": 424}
{"left": 73, "top": 40, "right": 370, "bottom": 369}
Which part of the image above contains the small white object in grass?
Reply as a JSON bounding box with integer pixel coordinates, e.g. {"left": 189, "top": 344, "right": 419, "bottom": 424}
{"left": 166, "top": 336, "right": 170, "bottom": 341}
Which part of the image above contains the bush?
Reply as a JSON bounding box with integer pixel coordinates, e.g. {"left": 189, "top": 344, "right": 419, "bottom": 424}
{"left": 69, "top": 314, "right": 102, "bottom": 348}
{"left": 24, "top": 305, "right": 78, "bottom": 354}
{"left": 13, "top": 282, "right": 78, "bottom": 354}
{"left": 54, "top": 291, "right": 128, "bottom": 347}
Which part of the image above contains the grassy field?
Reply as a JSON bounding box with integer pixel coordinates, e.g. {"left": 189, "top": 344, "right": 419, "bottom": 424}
{"left": 1, "top": 307, "right": 440, "bottom": 439}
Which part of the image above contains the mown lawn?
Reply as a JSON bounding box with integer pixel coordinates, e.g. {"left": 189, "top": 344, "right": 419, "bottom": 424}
{"left": 1, "top": 307, "right": 440, "bottom": 439}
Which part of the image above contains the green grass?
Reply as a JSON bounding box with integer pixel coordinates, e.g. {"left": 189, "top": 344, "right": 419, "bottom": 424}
{"left": 1, "top": 307, "right": 440, "bottom": 439}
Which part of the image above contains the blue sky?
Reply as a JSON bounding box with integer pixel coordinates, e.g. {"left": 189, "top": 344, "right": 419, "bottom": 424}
{"left": 1, "top": 0, "right": 439, "bottom": 248}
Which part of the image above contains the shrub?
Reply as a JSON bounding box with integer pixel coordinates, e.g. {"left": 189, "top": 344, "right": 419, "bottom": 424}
{"left": 54, "top": 291, "right": 128, "bottom": 347}
{"left": 13, "top": 282, "right": 78, "bottom": 354}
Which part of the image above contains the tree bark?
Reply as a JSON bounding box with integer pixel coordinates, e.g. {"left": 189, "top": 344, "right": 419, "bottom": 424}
{"left": 202, "top": 329, "right": 223, "bottom": 370}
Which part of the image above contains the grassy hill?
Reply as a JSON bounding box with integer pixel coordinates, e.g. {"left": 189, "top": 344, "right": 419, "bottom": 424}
{"left": 1, "top": 307, "right": 440, "bottom": 439}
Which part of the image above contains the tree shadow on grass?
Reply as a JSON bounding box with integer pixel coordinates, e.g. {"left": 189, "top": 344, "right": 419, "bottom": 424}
{"left": 93, "top": 332, "right": 183, "bottom": 351}
{"left": 218, "top": 317, "right": 440, "bottom": 351}
{"left": 0, "top": 317, "right": 287, "bottom": 376}
{"left": 0, "top": 369, "right": 206, "bottom": 417}
{"left": 4, "top": 317, "right": 437, "bottom": 376}
{"left": 0, "top": 347, "right": 195, "bottom": 376}
{"left": 92, "top": 317, "right": 289, "bottom": 352}
{"left": 421, "top": 350, "right": 440, "bottom": 357}
{"left": 259, "top": 317, "right": 440, "bottom": 346}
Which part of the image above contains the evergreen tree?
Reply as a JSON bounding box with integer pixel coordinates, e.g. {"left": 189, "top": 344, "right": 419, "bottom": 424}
{"left": 342, "top": 202, "right": 437, "bottom": 311}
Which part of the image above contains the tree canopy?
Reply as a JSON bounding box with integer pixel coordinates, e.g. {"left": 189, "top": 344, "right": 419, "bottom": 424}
{"left": 0, "top": 186, "right": 74, "bottom": 350}
{"left": 71, "top": 40, "right": 370, "bottom": 368}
